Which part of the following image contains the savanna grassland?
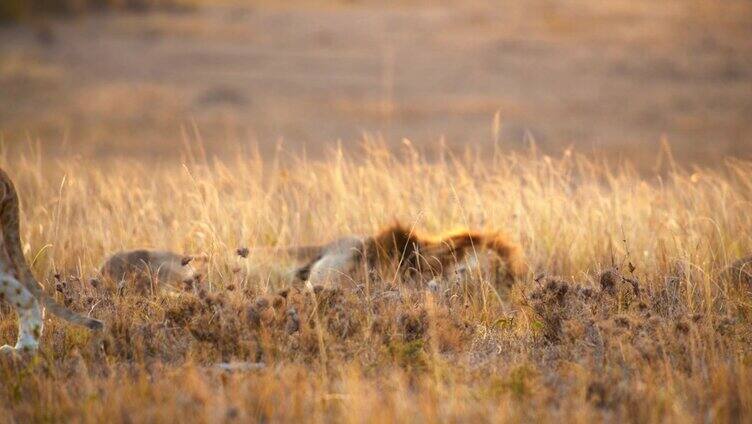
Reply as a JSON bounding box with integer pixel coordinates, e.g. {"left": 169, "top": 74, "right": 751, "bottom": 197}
{"left": 2, "top": 0, "right": 752, "bottom": 165}
{"left": 0, "top": 142, "right": 750, "bottom": 422}
{"left": 1, "top": 0, "right": 752, "bottom": 422}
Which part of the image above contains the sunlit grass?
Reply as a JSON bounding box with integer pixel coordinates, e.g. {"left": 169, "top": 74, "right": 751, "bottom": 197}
{"left": 0, "top": 141, "right": 750, "bottom": 422}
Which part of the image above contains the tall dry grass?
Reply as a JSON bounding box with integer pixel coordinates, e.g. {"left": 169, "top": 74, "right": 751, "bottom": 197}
{"left": 0, "top": 141, "right": 750, "bottom": 422}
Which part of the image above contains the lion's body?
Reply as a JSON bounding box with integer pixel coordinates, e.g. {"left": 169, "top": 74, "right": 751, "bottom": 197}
{"left": 100, "top": 249, "right": 205, "bottom": 294}
{"left": 291, "top": 223, "right": 528, "bottom": 289}
{"left": 0, "top": 168, "right": 103, "bottom": 354}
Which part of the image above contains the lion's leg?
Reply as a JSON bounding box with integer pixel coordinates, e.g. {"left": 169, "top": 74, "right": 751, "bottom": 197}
{"left": 0, "top": 272, "right": 43, "bottom": 353}
{"left": 307, "top": 252, "right": 358, "bottom": 287}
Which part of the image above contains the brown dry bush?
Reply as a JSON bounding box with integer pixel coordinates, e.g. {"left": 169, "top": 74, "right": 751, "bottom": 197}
{"left": 1, "top": 0, "right": 193, "bottom": 23}
{"left": 0, "top": 145, "right": 750, "bottom": 422}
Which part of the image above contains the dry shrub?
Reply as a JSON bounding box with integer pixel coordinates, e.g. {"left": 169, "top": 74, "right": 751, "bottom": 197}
{"left": 0, "top": 145, "right": 750, "bottom": 421}
{"left": 1, "top": 0, "right": 193, "bottom": 23}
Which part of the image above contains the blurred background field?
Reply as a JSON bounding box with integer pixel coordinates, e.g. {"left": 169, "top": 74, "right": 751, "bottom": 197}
{"left": 1, "top": 0, "right": 751, "bottom": 167}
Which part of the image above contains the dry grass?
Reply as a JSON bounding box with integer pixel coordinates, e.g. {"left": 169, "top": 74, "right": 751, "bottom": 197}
{"left": 0, "top": 141, "right": 751, "bottom": 422}
{"left": 3, "top": 0, "right": 751, "bottom": 167}
{"left": 0, "top": 0, "right": 194, "bottom": 22}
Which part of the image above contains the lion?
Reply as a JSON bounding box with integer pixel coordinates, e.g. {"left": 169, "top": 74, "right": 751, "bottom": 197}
{"left": 0, "top": 168, "right": 103, "bottom": 354}
{"left": 99, "top": 249, "right": 207, "bottom": 295}
{"left": 723, "top": 255, "right": 752, "bottom": 290}
{"left": 256, "top": 223, "right": 528, "bottom": 290}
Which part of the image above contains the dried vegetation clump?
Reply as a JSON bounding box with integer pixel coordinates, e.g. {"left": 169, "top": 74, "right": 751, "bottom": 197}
{"left": 1, "top": 0, "right": 193, "bottom": 23}
{"left": 0, "top": 145, "right": 750, "bottom": 422}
